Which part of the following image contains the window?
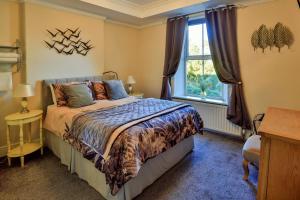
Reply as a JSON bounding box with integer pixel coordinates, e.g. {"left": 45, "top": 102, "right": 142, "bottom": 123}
{"left": 174, "top": 18, "right": 228, "bottom": 104}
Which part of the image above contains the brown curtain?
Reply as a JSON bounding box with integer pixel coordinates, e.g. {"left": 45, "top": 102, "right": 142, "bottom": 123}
{"left": 160, "top": 17, "right": 188, "bottom": 100}
{"left": 205, "top": 6, "right": 251, "bottom": 129}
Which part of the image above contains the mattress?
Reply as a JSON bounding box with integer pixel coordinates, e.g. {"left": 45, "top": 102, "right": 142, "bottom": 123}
{"left": 44, "top": 96, "right": 138, "bottom": 137}
{"left": 45, "top": 129, "right": 194, "bottom": 200}
{"left": 43, "top": 97, "right": 202, "bottom": 197}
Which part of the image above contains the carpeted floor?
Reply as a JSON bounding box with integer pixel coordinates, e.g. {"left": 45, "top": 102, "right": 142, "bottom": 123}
{"left": 0, "top": 132, "right": 258, "bottom": 200}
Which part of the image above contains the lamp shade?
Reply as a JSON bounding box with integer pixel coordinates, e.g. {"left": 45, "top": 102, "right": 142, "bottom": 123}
{"left": 14, "top": 84, "right": 35, "bottom": 98}
{"left": 127, "top": 75, "right": 136, "bottom": 84}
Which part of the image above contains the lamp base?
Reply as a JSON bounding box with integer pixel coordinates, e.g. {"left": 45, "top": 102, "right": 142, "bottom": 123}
{"left": 20, "top": 98, "right": 30, "bottom": 114}
{"left": 128, "top": 85, "right": 133, "bottom": 95}
{"left": 20, "top": 107, "right": 30, "bottom": 114}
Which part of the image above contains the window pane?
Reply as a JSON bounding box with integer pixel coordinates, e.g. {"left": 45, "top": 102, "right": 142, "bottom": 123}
{"left": 203, "top": 24, "right": 211, "bottom": 55}
{"left": 186, "top": 60, "right": 203, "bottom": 96}
{"left": 180, "top": 21, "right": 227, "bottom": 102}
{"left": 203, "top": 60, "right": 223, "bottom": 99}
{"left": 188, "top": 24, "right": 202, "bottom": 56}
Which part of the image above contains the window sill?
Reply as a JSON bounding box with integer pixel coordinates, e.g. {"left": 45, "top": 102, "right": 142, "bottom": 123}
{"left": 172, "top": 95, "right": 228, "bottom": 106}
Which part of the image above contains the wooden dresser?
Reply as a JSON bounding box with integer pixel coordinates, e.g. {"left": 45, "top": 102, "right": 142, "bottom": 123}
{"left": 257, "top": 107, "right": 300, "bottom": 200}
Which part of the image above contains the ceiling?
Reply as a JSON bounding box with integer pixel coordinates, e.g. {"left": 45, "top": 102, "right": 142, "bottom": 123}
{"left": 30, "top": 0, "right": 274, "bottom": 27}
{"left": 125, "top": 0, "right": 161, "bottom": 5}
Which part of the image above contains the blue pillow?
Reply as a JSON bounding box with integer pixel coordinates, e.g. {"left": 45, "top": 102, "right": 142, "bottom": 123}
{"left": 63, "top": 84, "right": 94, "bottom": 108}
{"left": 103, "top": 80, "right": 128, "bottom": 100}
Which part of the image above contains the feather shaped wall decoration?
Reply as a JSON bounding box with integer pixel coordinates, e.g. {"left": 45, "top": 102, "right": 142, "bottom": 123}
{"left": 44, "top": 28, "right": 94, "bottom": 56}
{"left": 258, "top": 25, "right": 269, "bottom": 52}
{"left": 274, "top": 23, "right": 285, "bottom": 51}
{"left": 283, "top": 26, "right": 294, "bottom": 49}
{"left": 251, "top": 31, "right": 259, "bottom": 51}
{"left": 251, "top": 23, "right": 294, "bottom": 52}
{"left": 267, "top": 28, "right": 274, "bottom": 50}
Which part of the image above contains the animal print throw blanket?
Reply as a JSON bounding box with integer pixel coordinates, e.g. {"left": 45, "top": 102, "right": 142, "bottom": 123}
{"left": 64, "top": 98, "right": 203, "bottom": 195}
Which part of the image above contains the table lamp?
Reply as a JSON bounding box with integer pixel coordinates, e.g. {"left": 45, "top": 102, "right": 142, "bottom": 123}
{"left": 127, "top": 75, "right": 136, "bottom": 95}
{"left": 14, "top": 84, "right": 35, "bottom": 113}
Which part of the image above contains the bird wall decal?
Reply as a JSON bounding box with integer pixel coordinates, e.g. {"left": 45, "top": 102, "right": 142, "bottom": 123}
{"left": 46, "top": 29, "right": 60, "bottom": 37}
{"left": 81, "top": 40, "right": 90, "bottom": 46}
{"left": 44, "top": 40, "right": 55, "bottom": 48}
{"left": 64, "top": 48, "right": 75, "bottom": 55}
{"left": 55, "top": 28, "right": 70, "bottom": 35}
{"left": 44, "top": 27, "right": 93, "bottom": 56}
{"left": 70, "top": 38, "right": 81, "bottom": 44}
{"left": 53, "top": 46, "right": 65, "bottom": 54}
{"left": 52, "top": 38, "right": 65, "bottom": 44}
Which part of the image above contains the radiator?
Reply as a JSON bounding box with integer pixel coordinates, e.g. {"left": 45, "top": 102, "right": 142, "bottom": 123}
{"left": 176, "top": 99, "right": 242, "bottom": 137}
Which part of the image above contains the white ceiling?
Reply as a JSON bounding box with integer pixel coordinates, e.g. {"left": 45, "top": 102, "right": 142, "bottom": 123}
{"left": 126, "top": 0, "right": 161, "bottom": 5}
{"left": 29, "top": 0, "right": 274, "bottom": 27}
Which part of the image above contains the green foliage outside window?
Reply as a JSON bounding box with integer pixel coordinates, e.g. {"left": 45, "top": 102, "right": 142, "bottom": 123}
{"left": 186, "top": 60, "right": 222, "bottom": 99}
{"left": 185, "top": 23, "right": 224, "bottom": 100}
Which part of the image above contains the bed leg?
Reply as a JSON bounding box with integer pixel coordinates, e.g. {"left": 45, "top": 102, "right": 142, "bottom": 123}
{"left": 243, "top": 159, "right": 249, "bottom": 181}
{"left": 199, "top": 129, "right": 204, "bottom": 135}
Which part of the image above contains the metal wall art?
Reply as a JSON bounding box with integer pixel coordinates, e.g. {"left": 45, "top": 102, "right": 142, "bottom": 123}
{"left": 251, "top": 23, "right": 294, "bottom": 52}
{"left": 44, "top": 28, "right": 93, "bottom": 56}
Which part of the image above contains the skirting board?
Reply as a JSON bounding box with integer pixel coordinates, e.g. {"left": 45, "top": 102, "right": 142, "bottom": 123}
{"left": 203, "top": 128, "right": 245, "bottom": 142}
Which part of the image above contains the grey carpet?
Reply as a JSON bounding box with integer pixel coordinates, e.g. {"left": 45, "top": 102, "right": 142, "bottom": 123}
{"left": 0, "top": 132, "right": 258, "bottom": 200}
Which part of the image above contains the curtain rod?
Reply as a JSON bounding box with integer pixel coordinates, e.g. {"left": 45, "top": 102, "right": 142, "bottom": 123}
{"left": 205, "top": 4, "right": 247, "bottom": 13}
{"left": 169, "top": 4, "right": 247, "bottom": 20}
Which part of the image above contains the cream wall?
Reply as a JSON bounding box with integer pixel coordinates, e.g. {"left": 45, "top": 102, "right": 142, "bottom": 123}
{"left": 104, "top": 22, "right": 166, "bottom": 97}
{"left": 137, "top": 0, "right": 300, "bottom": 118}
{"left": 25, "top": 3, "right": 104, "bottom": 84}
{"left": 238, "top": 0, "right": 300, "bottom": 117}
{"left": 24, "top": 3, "right": 105, "bottom": 109}
{"left": 0, "top": 1, "right": 105, "bottom": 152}
{"left": 0, "top": 2, "right": 140, "bottom": 152}
{"left": 104, "top": 22, "right": 141, "bottom": 91}
{"left": 0, "top": 1, "right": 22, "bottom": 152}
{"left": 137, "top": 24, "right": 166, "bottom": 98}
{"left": 1, "top": 0, "right": 299, "bottom": 154}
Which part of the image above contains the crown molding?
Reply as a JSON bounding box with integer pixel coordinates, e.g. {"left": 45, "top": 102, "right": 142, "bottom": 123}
{"left": 105, "top": 18, "right": 166, "bottom": 29}
{"left": 105, "top": 19, "right": 140, "bottom": 29}
{"left": 81, "top": 0, "right": 142, "bottom": 17}
{"left": 80, "top": 0, "right": 209, "bottom": 18}
{"left": 16, "top": 0, "right": 276, "bottom": 29}
{"left": 6, "top": 0, "right": 20, "bottom": 2}
{"left": 21, "top": 0, "right": 107, "bottom": 20}
{"left": 138, "top": 19, "right": 166, "bottom": 29}
{"left": 141, "top": 0, "right": 208, "bottom": 17}
{"left": 16, "top": 0, "right": 167, "bottom": 29}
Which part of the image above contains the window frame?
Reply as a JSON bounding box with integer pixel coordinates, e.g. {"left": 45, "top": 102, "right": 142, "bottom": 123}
{"left": 183, "top": 18, "right": 227, "bottom": 103}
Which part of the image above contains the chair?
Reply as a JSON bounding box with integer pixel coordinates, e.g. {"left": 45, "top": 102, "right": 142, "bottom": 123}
{"left": 242, "top": 114, "right": 264, "bottom": 181}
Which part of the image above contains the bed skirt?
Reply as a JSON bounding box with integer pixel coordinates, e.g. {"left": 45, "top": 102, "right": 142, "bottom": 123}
{"left": 44, "top": 129, "right": 194, "bottom": 200}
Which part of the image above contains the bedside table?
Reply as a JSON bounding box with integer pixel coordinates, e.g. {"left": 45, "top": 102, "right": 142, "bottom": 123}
{"left": 5, "top": 110, "right": 43, "bottom": 167}
{"left": 130, "top": 92, "right": 144, "bottom": 99}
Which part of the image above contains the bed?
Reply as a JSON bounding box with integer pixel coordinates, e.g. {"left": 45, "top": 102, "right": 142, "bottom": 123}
{"left": 42, "top": 75, "right": 203, "bottom": 200}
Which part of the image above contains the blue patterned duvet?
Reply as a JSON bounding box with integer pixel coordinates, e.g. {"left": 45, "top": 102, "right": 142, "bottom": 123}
{"left": 64, "top": 98, "right": 203, "bottom": 195}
